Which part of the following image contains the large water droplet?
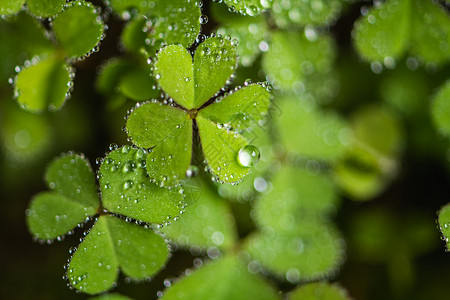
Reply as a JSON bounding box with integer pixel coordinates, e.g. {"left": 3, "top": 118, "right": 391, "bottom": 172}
{"left": 237, "top": 145, "right": 260, "bottom": 167}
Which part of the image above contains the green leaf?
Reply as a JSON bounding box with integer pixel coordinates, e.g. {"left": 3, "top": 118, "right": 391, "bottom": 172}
{"left": 90, "top": 293, "right": 134, "bottom": 300}
{"left": 52, "top": 1, "right": 104, "bottom": 59}
{"left": 45, "top": 153, "right": 100, "bottom": 208}
{"left": 0, "top": 101, "right": 52, "bottom": 163}
{"left": 26, "top": 192, "right": 96, "bottom": 240}
{"left": 0, "top": 0, "right": 24, "bottom": 16}
{"left": 431, "top": 80, "right": 450, "bottom": 137}
{"left": 68, "top": 215, "right": 169, "bottom": 294}
{"left": 353, "top": 0, "right": 410, "bottom": 63}
{"left": 199, "top": 83, "right": 271, "bottom": 132}
{"left": 154, "top": 45, "right": 194, "bottom": 109}
{"left": 223, "top": 0, "right": 267, "bottom": 16}
{"left": 118, "top": 65, "right": 158, "bottom": 101}
{"left": 67, "top": 216, "right": 119, "bottom": 294}
{"left": 333, "top": 148, "right": 386, "bottom": 201}
{"left": 161, "top": 179, "right": 237, "bottom": 250}
{"left": 438, "top": 204, "right": 450, "bottom": 251}
{"left": 253, "top": 166, "right": 339, "bottom": 231}
{"left": 99, "top": 146, "right": 186, "bottom": 224}
{"left": 194, "top": 37, "right": 237, "bottom": 108}
{"left": 216, "top": 14, "right": 268, "bottom": 67}
{"left": 126, "top": 103, "right": 192, "bottom": 186}
{"left": 96, "top": 58, "right": 134, "bottom": 95}
{"left": 14, "top": 54, "right": 72, "bottom": 113}
{"left": 0, "top": 11, "right": 53, "bottom": 83}
{"left": 263, "top": 31, "right": 335, "bottom": 91}
{"left": 197, "top": 115, "right": 250, "bottom": 183}
{"left": 143, "top": 0, "right": 201, "bottom": 53}
{"left": 121, "top": 15, "right": 149, "bottom": 55}
{"left": 275, "top": 96, "right": 348, "bottom": 162}
{"left": 246, "top": 221, "right": 345, "bottom": 283}
{"left": 411, "top": 0, "right": 450, "bottom": 63}
{"left": 288, "top": 282, "right": 351, "bottom": 300}
{"left": 27, "top": 0, "right": 65, "bottom": 17}
{"left": 110, "top": 0, "right": 202, "bottom": 53}
{"left": 351, "top": 105, "right": 403, "bottom": 158}
{"left": 105, "top": 216, "right": 169, "bottom": 279}
{"left": 271, "top": 0, "right": 343, "bottom": 27}
{"left": 162, "top": 256, "right": 280, "bottom": 300}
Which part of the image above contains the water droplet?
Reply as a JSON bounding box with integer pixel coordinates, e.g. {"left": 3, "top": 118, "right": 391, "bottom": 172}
{"left": 186, "top": 165, "right": 199, "bottom": 177}
{"left": 237, "top": 145, "right": 260, "bottom": 167}
{"left": 123, "top": 180, "right": 134, "bottom": 190}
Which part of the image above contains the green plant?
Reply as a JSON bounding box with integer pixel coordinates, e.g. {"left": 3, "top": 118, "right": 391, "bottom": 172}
{"left": 1, "top": 0, "right": 450, "bottom": 299}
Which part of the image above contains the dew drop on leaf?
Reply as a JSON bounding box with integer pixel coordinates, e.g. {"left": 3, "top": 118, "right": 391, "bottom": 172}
{"left": 186, "top": 165, "right": 199, "bottom": 177}
{"left": 237, "top": 145, "right": 260, "bottom": 167}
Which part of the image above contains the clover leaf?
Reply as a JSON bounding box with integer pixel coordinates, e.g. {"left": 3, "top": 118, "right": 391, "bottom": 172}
{"left": 0, "top": 0, "right": 65, "bottom": 17}
{"left": 26, "top": 153, "right": 99, "bottom": 240}
{"left": 126, "top": 37, "right": 271, "bottom": 187}
{"left": 353, "top": 0, "right": 450, "bottom": 65}
{"left": 161, "top": 256, "right": 281, "bottom": 300}
{"left": 13, "top": 0, "right": 105, "bottom": 113}
{"left": 26, "top": 149, "right": 181, "bottom": 294}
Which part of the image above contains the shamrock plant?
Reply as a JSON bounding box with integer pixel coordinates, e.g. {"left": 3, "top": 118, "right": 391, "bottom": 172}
{"left": 26, "top": 148, "right": 185, "bottom": 294}
{"left": 125, "top": 36, "right": 271, "bottom": 187}
{"left": 10, "top": 0, "right": 105, "bottom": 113}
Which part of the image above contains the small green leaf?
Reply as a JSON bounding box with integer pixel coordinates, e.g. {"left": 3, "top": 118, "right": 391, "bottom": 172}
{"left": 0, "top": 0, "right": 24, "bottom": 15}
{"left": 99, "top": 146, "right": 186, "bottom": 224}
{"left": 121, "top": 15, "right": 149, "bottom": 55}
{"left": 68, "top": 216, "right": 119, "bottom": 294}
{"left": 162, "top": 256, "right": 280, "bottom": 300}
{"left": 438, "top": 204, "right": 450, "bottom": 251}
{"left": 263, "top": 31, "right": 335, "bottom": 91}
{"left": 431, "top": 80, "right": 450, "bottom": 137}
{"left": 155, "top": 45, "right": 194, "bottom": 109}
{"left": 90, "top": 293, "right": 134, "bottom": 300}
{"left": 223, "top": 0, "right": 267, "bottom": 16}
{"left": 52, "top": 1, "right": 104, "bottom": 59}
{"left": 216, "top": 14, "right": 268, "bottom": 67}
{"left": 106, "top": 216, "right": 169, "bottom": 279}
{"left": 197, "top": 116, "right": 249, "bottom": 183}
{"left": 126, "top": 102, "right": 192, "bottom": 186}
{"left": 199, "top": 83, "right": 271, "bottom": 132}
{"left": 118, "top": 65, "right": 158, "bottom": 101}
{"left": 0, "top": 11, "right": 53, "bottom": 83}
{"left": 110, "top": 0, "right": 202, "bottom": 53}
{"left": 96, "top": 58, "right": 134, "bottom": 95}
{"left": 194, "top": 37, "right": 237, "bottom": 108}
{"left": 271, "top": 0, "right": 343, "bottom": 27}
{"left": 253, "top": 166, "right": 339, "bottom": 231}
{"left": 351, "top": 105, "right": 403, "bottom": 158}
{"left": 14, "top": 54, "right": 72, "bottom": 113}
{"left": 26, "top": 192, "right": 96, "bottom": 240}
{"left": 333, "top": 148, "right": 386, "bottom": 201}
{"left": 0, "top": 101, "right": 52, "bottom": 163}
{"left": 68, "top": 215, "right": 169, "bottom": 294}
{"left": 246, "top": 222, "right": 345, "bottom": 283}
{"left": 275, "top": 96, "right": 348, "bottom": 162}
{"left": 45, "top": 153, "right": 100, "bottom": 209}
{"left": 288, "top": 282, "right": 351, "bottom": 300}
{"left": 353, "top": 0, "right": 410, "bottom": 63}
{"left": 161, "top": 179, "right": 237, "bottom": 250}
{"left": 411, "top": 0, "right": 450, "bottom": 63}
{"left": 144, "top": 0, "right": 201, "bottom": 53}
{"left": 27, "top": 0, "right": 65, "bottom": 17}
